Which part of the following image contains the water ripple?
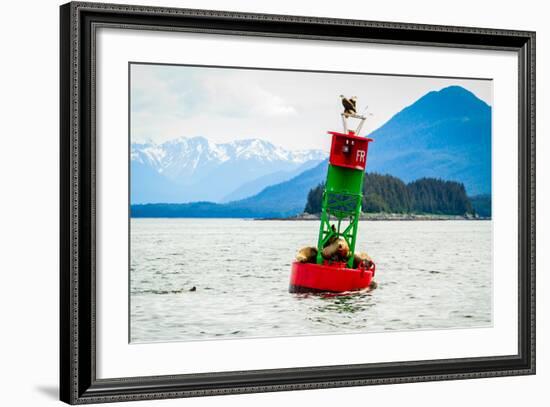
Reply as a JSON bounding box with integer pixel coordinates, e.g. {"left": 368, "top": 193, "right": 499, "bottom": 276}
{"left": 130, "top": 219, "right": 492, "bottom": 343}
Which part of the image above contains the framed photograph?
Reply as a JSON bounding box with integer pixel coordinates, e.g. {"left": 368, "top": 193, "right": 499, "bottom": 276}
{"left": 60, "top": 1, "right": 535, "bottom": 404}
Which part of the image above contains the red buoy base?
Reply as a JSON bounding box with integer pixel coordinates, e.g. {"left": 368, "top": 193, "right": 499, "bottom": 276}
{"left": 289, "top": 261, "right": 374, "bottom": 293}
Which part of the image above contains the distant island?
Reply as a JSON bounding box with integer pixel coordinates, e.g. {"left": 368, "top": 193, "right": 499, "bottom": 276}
{"left": 304, "top": 174, "right": 491, "bottom": 218}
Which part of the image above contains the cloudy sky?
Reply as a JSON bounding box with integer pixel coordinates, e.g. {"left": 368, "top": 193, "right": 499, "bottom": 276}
{"left": 130, "top": 63, "right": 492, "bottom": 151}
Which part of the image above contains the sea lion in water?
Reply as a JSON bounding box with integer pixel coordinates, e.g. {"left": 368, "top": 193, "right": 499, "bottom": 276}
{"left": 321, "top": 237, "right": 350, "bottom": 262}
{"left": 353, "top": 251, "right": 374, "bottom": 269}
{"left": 295, "top": 246, "right": 318, "bottom": 263}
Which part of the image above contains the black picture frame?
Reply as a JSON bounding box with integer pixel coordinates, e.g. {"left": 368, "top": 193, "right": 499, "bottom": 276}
{"left": 60, "top": 1, "right": 536, "bottom": 404}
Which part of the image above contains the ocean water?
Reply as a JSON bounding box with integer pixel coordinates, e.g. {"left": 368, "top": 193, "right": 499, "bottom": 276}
{"left": 130, "top": 219, "right": 492, "bottom": 343}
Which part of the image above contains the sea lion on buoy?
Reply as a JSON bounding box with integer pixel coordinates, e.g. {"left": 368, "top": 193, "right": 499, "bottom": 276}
{"left": 296, "top": 246, "right": 318, "bottom": 263}
{"left": 353, "top": 251, "right": 374, "bottom": 269}
{"left": 322, "top": 237, "right": 350, "bottom": 262}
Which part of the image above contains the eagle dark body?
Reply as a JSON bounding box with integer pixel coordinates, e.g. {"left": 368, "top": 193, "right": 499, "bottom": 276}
{"left": 341, "top": 96, "right": 357, "bottom": 116}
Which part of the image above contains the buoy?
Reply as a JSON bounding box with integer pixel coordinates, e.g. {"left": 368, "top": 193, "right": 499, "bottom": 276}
{"left": 289, "top": 261, "right": 375, "bottom": 293}
{"left": 289, "top": 98, "right": 376, "bottom": 294}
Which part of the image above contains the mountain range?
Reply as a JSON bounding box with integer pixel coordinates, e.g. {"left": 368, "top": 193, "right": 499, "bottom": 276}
{"left": 131, "top": 85, "right": 492, "bottom": 218}
{"left": 131, "top": 137, "right": 325, "bottom": 203}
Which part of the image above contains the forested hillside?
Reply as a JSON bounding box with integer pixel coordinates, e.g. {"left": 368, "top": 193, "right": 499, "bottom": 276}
{"left": 304, "top": 173, "right": 475, "bottom": 216}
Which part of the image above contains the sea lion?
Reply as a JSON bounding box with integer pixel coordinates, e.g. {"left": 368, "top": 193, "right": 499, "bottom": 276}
{"left": 295, "top": 246, "right": 318, "bottom": 263}
{"left": 321, "top": 237, "right": 350, "bottom": 262}
{"left": 189, "top": 286, "right": 196, "bottom": 292}
{"left": 353, "top": 251, "right": 374, "bottom": 269}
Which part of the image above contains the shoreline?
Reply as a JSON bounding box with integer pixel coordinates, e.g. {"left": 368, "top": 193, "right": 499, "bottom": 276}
{"left": 130, "top": 213, "right": 491, "bottom": 221}
{"left": 257, "top": 213, "right": 491, "bottom": 221}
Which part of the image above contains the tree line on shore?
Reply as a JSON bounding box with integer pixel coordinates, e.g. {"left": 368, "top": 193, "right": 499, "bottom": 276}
{"left": 304, "top": 173, "right": 484, "bottom": 216}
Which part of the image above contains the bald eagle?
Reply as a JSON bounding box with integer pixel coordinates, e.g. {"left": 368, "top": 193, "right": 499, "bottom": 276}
{"left": 340, "top": 95, "right": 357, "bottom": 117}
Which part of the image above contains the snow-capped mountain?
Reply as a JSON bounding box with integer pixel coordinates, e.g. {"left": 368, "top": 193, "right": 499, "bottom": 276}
{"left": 131, "top": 137, "right": 326, "bottom": 203}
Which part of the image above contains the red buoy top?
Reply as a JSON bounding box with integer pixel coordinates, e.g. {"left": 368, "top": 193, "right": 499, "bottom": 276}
{"left": 328, "top": 131, "right": 374, "bottom": 171}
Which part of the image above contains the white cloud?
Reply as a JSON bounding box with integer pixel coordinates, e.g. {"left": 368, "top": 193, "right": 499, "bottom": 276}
{"left": 201, "top": 73, "right": 297, "bottom": 118}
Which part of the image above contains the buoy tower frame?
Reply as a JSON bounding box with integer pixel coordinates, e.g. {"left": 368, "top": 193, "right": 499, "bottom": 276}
{"left": 316, "top": 113, "right": 373, "bottom": 268}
